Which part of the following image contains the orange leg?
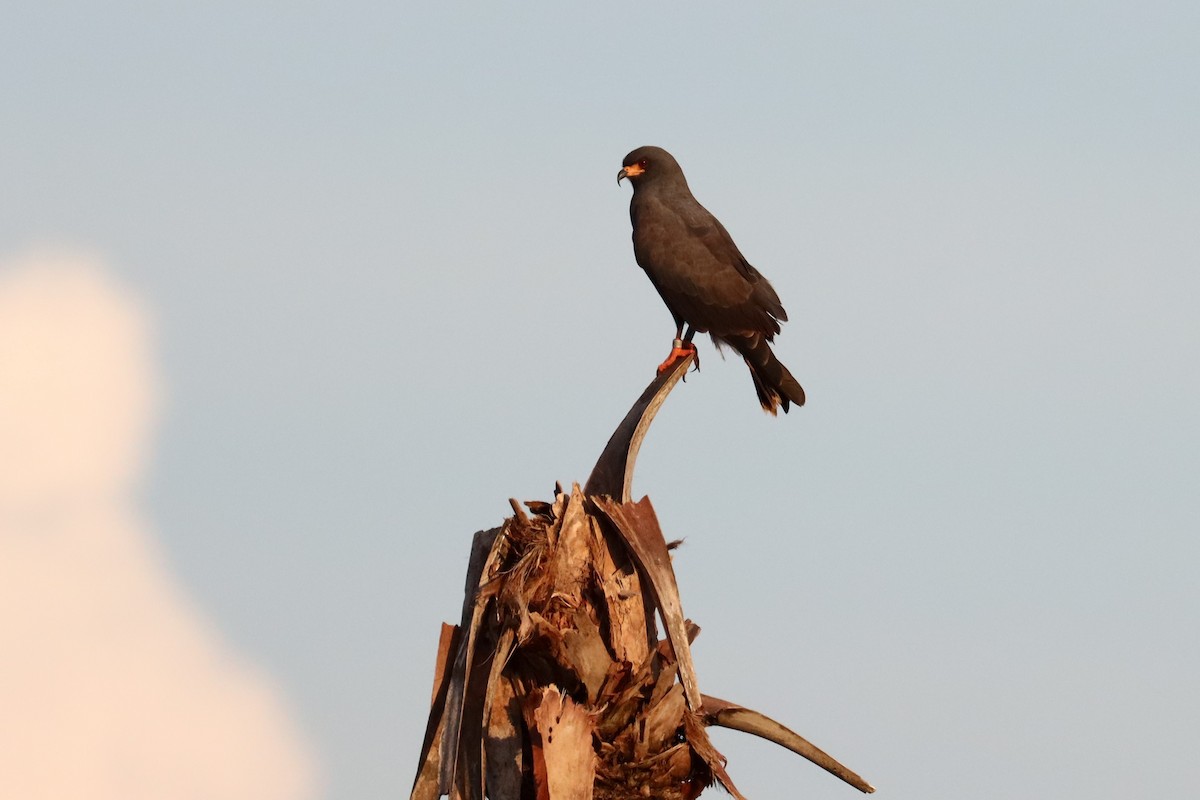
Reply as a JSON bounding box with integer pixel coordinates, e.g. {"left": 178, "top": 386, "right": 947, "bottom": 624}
{"left": 656, "top": 338, "right": 700, "bottom": 375}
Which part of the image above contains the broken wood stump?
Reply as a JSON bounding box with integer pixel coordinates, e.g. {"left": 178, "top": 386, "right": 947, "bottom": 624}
{"left": 411, "top": 356, "right": 874, "bottom": 800}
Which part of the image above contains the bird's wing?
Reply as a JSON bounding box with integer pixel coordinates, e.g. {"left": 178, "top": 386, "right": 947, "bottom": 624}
{"left": 708, "top": 216, "right": 788, "bottom": 323}
{"left": 632, "top": 196, "right": 783, "bottom": 336}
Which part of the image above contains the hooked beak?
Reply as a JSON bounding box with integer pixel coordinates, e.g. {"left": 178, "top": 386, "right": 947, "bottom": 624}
{"left": 617, "top": 163, "right": 644, "bottom": 185}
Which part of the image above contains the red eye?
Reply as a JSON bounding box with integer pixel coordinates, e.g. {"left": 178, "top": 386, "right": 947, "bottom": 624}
{"left": 638, "top": 159, "right": 649, "bottom": 169}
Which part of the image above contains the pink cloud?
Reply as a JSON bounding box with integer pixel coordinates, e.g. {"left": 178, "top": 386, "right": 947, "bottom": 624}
{"left": 0, "top": 251, "right": 318, "bottom": 799}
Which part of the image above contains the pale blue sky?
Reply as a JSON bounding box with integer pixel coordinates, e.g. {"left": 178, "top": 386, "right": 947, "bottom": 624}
{"left": 3, "top": 2, "right": 1198, "bottom": 798}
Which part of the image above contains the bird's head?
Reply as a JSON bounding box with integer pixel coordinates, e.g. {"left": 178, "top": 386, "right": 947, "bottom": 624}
{"left": 617, "top": 146, "right": 684, "bottom": 187}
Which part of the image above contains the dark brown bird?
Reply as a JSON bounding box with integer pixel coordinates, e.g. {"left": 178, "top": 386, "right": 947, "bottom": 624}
{"left": 618, "top": 145, "right": 806, "bottom": 413}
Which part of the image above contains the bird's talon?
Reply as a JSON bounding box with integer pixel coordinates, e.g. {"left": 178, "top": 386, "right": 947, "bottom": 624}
{"left": 656, "top": 341, "right": 698, "bottom": 376}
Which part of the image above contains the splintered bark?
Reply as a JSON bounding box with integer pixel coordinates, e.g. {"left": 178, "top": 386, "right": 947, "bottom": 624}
{"left": 411, "top": 357, "right": 874, "bottom": 800}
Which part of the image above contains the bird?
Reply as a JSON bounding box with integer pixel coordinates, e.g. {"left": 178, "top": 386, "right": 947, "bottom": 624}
{"left": 617, "top": 145, "right": 806, "bottom": 414}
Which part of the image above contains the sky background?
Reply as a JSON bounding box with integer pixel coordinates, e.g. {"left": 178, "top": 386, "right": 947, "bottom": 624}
{"left": 2, "top": 2, "right": 1198, "bottom": 798}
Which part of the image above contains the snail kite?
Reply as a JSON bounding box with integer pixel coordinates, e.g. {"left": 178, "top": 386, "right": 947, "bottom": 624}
{"left": 618, "top": 145, "right": 806, "bottom": 414}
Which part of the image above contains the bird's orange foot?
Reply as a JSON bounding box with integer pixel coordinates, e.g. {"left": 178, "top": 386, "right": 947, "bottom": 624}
{"left": 656, "top": 339, "right": 699, "bottom": 376}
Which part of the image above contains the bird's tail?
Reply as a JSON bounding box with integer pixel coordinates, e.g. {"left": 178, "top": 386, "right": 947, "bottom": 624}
{"left": 722, "top": 333, "right": 806, "bottom": 414}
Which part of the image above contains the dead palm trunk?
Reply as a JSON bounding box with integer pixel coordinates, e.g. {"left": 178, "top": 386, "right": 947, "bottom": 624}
{"left": 410, "top": 356, "right": 874, "bottom": 800}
